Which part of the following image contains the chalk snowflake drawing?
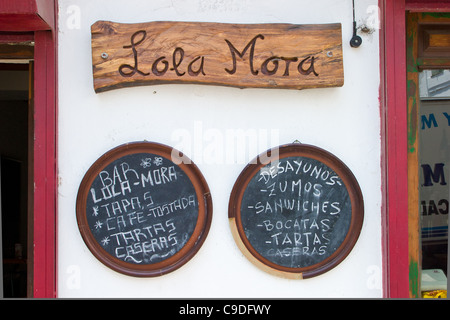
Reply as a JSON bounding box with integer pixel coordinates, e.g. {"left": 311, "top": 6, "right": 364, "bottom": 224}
{"left": 94, "top": 220, "right": 103, "bottom": 229}
{"left": 101, "top": 236, "right": 110, "bottom": 246}
{"left": 153, "top": 157, "right": 163, "bottom": 166}
{"left": 140, "top": 157, "right": 152, "bottom": 168}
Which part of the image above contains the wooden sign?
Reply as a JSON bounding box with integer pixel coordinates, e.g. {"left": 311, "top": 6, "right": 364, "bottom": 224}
{"left": 228, "top": 143, "right": 363, "bottom": 279}
{"left": 91, "top": 21, "right": 344, "bottom": 93}
{"left": 76, "top": 142, "right": 212, "bottom": 277}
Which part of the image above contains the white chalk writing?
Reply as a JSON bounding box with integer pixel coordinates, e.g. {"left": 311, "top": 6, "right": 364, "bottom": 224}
{"left": 242, "top": 156, "right": 350, "bottom": 268}
{"left": 85, "top": 155, "right": 198, "bottom": 265}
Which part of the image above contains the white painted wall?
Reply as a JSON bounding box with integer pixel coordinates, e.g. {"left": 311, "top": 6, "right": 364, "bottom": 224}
{"left": 57, "top": 0, "right": 382, "bottom": 298}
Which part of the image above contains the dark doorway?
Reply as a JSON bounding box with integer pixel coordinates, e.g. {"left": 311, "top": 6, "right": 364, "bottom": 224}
{"left": 0, "top": 62, "right": 31, "bottom": 298}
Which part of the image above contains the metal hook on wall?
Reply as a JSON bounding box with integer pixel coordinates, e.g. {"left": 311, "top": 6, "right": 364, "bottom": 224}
{"left": 350, "top": 0, "right": 362, "bottom": 48}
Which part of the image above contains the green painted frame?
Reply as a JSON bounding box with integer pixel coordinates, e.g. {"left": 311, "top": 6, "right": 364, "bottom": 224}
{"left": 406, "top": 11, "right": 450, "bottom": 297}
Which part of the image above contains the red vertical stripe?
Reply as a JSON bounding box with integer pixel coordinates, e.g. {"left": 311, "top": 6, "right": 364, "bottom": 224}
{"left": 380, "top": 0, "right": 410, "bottom": 298}
{"left": 33, "top": 30, "right": 57, "bottom": 298}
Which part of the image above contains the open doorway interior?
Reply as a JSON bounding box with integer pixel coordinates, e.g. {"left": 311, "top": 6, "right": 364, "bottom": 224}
{"left": 0, "top": 60, "right": 32, "bottom": 298}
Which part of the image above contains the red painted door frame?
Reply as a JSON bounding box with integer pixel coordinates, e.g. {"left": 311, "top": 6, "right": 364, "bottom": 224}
{"left": 0, "top": 0, "right": 57, "bottom": 298}
{"left": 381, "top": 0, "right": 450, "bottom": 298}
{"left": 380, "top": 0, "right": 409, "bottom": 299}
{"left": 33, "top": 29, "right": 57, "bottom": 298}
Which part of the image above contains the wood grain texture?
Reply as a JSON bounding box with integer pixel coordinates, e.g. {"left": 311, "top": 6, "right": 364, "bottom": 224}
{"left": 91, "top": 21, "right": 343, "bottom": 93}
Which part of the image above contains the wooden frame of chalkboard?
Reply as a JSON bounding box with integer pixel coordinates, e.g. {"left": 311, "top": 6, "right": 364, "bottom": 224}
{"left": 76, "top": 141, "right": 212, "bottom": 277}
{"left": 229, "top": 143, "right": 363, "bottom": 279}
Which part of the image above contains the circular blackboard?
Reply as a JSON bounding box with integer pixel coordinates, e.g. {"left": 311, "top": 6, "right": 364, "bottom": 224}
{"left": 229, "top": 143, "right": 363, "bottom": 279}
{"left": 76, "top": 142, "right": 212, "bottom": 277}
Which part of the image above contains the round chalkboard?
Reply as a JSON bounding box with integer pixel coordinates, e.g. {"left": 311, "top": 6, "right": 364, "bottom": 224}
{"left": 228, "top": 143, "right": 363, "bottom": 279}
{"left": 76, "top": 142, "right": 212, "bottom": 277}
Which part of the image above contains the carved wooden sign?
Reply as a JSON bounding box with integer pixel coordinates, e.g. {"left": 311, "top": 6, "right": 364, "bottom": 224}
{"left": 91, "top": 21, "right": 344, "bottom": 93}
